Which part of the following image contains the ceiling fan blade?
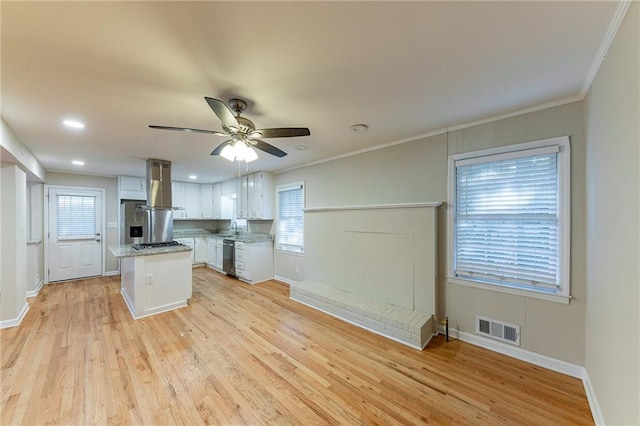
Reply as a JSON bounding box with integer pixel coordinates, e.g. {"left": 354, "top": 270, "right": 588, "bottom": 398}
{"left": 210, "top": 140, "right": 233, "bottom": 156}
{"left": 251, "top": 127, "right": 311, "bottom": 138}
{"left": 249, "top": 139, "right": 287, "bottom": 158}
{"left": 205, "top": 97, "right": 239, "bottom": 131}
{"left": 149, "top": 125, "right": 227, "bottom": 136}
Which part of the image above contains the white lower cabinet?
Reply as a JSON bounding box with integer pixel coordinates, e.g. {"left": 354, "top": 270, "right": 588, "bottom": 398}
{"left": 207, "top": 240, "right": 217, "bottom": 268}
{"left": 216, "top": 239, "right": 223, "bottom": 269}
{"left": 207, "top": 237, "right": 224, "bottom": 271}
{"left": 175, "top": 238, "right": 195, "bottom": 264}
{"left": 234, "top": 240, "right": 273, "bottom": 284}
{"left": 194, "top": 237, "right": 207, "bottom": 264}
{"left": 175, "top": 237, "right": 207, "bottom": 265}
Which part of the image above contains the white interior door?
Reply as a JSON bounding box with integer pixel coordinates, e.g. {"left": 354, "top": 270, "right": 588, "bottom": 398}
{"left": 48, "top": 188, "right": 103, "bottom": 282}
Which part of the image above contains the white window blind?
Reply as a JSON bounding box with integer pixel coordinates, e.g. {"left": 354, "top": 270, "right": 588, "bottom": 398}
{"left": 57, "top": 194, "right": 96, "bottom": 240}
{"left": 454, "top": 148, "right": 560, "bottom": 292}
{"left": 277, "top": 183, "right": 304, "bottom": 253}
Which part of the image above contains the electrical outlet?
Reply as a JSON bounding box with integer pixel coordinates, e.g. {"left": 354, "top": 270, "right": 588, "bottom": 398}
{"left": 145, "top": 274, "right": 154, "bottom": 285}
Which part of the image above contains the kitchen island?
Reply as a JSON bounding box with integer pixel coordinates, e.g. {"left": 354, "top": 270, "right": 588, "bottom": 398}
{"left": 110, "top": 244, "right": 192, "bottom": 319}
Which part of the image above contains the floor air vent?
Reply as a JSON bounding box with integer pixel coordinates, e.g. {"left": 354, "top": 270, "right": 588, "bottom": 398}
{"left": 476, "top": 316, "right": 520, "bottom": 346}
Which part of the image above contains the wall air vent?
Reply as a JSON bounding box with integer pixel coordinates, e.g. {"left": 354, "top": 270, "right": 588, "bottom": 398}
{"left": 476, "top": 316, "right": 520, "bottom": 346}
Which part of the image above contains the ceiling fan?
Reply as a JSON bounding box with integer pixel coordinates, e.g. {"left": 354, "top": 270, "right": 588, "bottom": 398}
{"left": 150, "top": 97, "right": 310, "bottom": 162}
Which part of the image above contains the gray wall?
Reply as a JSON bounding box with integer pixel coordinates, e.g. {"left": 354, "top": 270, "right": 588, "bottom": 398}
{"left": 584, "top": 3, "right": 639, "bottom": 424}
{"left": 446, "top": 101, "right": 586, "bottom": 365}
{"left": 275, "top": 101, "right": 586, "bottom": 365}
{"left": 45, "top": 172, "right": 119, "bottom": 274}
{"left": 275, "top": 134, "right": 447, "bottom": 282}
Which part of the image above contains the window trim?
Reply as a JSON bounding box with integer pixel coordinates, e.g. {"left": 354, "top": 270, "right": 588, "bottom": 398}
{"left": 447, "top": 136, "right": 571, "bottom": 303}
{"left": 276, "top": 181, "right": 305, "bottom": 254}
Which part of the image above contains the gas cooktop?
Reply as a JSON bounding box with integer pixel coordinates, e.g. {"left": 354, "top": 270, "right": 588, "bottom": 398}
{"left": 132, "top": 241, "right": 184, "bottom": 250}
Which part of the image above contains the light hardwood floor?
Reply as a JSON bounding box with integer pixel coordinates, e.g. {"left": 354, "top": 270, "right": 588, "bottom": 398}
{"left": 1, "top": 267, "right": 593, "bottom": 425}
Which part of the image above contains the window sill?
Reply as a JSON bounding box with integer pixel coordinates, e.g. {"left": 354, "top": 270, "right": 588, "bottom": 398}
{"left": 447, "top": 276, "right": 571, "bottom": 304}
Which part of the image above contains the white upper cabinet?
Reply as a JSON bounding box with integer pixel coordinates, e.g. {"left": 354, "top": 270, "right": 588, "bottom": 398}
{"left": 212, "top": 183, "right": 222, "bottom": 219}
{"left": 200, "top": 184, "right": 214, "bottom": 219}
{"left": 172, "top": 181, "right": 186, "bottom": 219}
{"left": 184, "top": 183, "right": 201, "bottom": 219}
{"left": 172, "top": 173, "right": 272, "bottom": 221}
{"left": 237, "top": 176, "right": 249, "bottom": 219}
{"left": 251, "top": 172, "right": 274, "bottom": 219}
{"left": 118, "top": 176, "right": 146, "bottom": 201}
{"left": 235, "top": 172, "right": 274, "bottom": 220}
{"left": 173, "top": 182, "right": 216, "bottom": 220}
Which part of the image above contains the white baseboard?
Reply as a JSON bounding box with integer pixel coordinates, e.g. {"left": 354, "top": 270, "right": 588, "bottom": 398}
{"left": 27, "top": 280, "right": 44, "bottom": 298}
{"left": 581, "top": 369, "right": 604, "bottom": 425}
{"left": 439, "top": 326, "right": 603, "bottom": 424}
{"left": 120, "top": 289, "right": 187, "bottom": 320}
{"left": 0, "top": 302, "right": 30, "bottom": 329}
{"left": 105, "top": 270, "right": 119, "bottom": 277}
{"left": 273, "top": 275, "right": 297, "bottom": 286}
{"left": 443, "top": 326, "right": 584, "bottom": 378}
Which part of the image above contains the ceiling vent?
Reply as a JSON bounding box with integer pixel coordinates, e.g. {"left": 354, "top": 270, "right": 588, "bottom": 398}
{"left": 476, "top": 316, "right": 520, "bottom": 346}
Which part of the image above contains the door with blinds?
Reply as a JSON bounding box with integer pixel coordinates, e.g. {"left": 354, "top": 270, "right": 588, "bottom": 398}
{"left": 48, "top": 188, "right": 103, "bottom": 282}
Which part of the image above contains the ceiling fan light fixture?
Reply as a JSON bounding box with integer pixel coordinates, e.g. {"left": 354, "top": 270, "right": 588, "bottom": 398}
{"left": 220, "top": 140, "right": 258, "bottom": 163}
{"left": 220, "top": 144, "right": 237, "bottom": 161}
{"left": 244, "top": 146, "right": 259, "bottom": 162}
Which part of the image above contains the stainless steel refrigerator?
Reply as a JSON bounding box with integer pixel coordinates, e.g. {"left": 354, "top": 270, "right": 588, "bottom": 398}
{"left": 120, "top": 199, "right": 146, "bottom": 245}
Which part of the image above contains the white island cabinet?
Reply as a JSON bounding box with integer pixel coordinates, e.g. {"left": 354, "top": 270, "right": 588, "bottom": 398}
{"left": 110, "top": 245, "right": 192, "bottom": 319}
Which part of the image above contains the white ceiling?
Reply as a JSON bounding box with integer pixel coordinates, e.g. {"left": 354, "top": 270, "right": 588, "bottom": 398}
{"left": 2, "top": 1, "right": 620, "bottom": 183}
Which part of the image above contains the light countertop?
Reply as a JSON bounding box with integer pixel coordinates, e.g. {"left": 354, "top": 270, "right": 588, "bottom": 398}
{"left": 110, "top": 244, "right": 192, "bottom": 258}
{"left": 174, "top": 229, "right": 273, "bottom": 243}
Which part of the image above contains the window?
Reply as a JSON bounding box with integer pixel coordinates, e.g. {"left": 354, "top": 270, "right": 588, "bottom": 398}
{"left": 448, "top": 137, "right": 570, "bottom": 301}
{"left": 57, "top": 194, "right": 96, "bottom": 239}
{"left": 277, "top": 182, "right": 305, "bottom": 253}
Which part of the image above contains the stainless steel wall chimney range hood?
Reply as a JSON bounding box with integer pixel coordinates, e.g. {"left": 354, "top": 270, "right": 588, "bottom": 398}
{"left": 147, "top": 158, "right": 172, "bottom": 208}
{"left": 141, "top": 158, "right": 174, "bottom": 243}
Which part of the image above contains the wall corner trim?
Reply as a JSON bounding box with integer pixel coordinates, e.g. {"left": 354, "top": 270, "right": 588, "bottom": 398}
{"left": 438, "top": 327, "right": 603, "bottom": 424}
{"left": 579, "top": 0, "right": 633, "bottom": 98}
{"left": 0, "top": 303, "right": 30, "bottom": 329}
{"left": 26, "top": 280, "right": 44, "bottom": 298}
{"left": 581, "top": 369, "right": 605, "bottom": 426}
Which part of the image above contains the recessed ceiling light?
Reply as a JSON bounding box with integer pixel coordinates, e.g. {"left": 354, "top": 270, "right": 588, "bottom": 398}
{"left": 188, "top": 175, "right": 197, "bottom": 180}
{"left": 295, "top": 145, "right": 309, "bottom": 151}
{"left": 351, "top": 123, "right": 369, "bottom": 132}
{"left": 63, "top": 119, "right": 85, "bottom": 129}
{"left": 72, "top": 160, "right": 85, "bottom": 166}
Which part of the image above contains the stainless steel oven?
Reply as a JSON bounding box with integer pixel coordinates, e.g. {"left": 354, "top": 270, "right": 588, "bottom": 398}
{"left": 223, "top": 239, "right": 236, "bottom": 277}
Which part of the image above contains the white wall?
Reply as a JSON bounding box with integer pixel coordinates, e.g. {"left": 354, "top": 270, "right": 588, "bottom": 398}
{"left": 1, "top": 163, "right": 28, "bottom": 326}
{"left": 0, "top": 119, "right": 45, "bottom": 327}
{"left": 1, "top": 119, "right": 45, "bottom": 182}
{"left": 305, "top": 206, "right": 438, "bottom": 314}
{"left": 45, "top": 172, "right": 119, "bottom": 274}
{"left": 275, "top": 101, "right": 586, "bottom": 365}
{"left": 26, "top": 183, "right": 44, "bottom": 295}
{"left": 584, "top": 3, "right": 639, "bottom": 425}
